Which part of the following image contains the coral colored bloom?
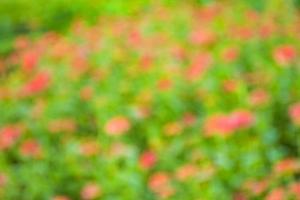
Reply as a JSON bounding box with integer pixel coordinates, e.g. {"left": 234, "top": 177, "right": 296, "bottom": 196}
{"left": 0, "top": 126, "right": 22, "bottom": 150}
{"left": 52, "top": 196, "right": 70, "bottom": 200}
{"left": 244, "top": 180, "right": 268, "bottom": 195}
{"left": 20, "top": 139, "right": 42, "bottom": 158}
{"left": 0, "top": 173, "right": 7, "bottom": 187}
{"left": 266, "top": 188, "right": 284, "bottom": 200}
{"left": 222, "top": 47, "right": 239, "bottom": 62}
{"left": 104, "top": 116, "right": 131, "bottom": 136}
{"left": 80, "top": 141, "right": 100, "bottom": 157}
{"left": 274, "top": 158, "right": 299, "bottom": 173}
{"left": 273, "top": 45, "right": 296, "bottom": 66}
{"left": 22, "top": 72, "right": 51, "bottom": 95}
{"left": 289, "top": 103, "right": 300, "bottom": 125}
{"left": 186, "top": 53, "right": 212, "bottom": 81}
{"left": 289, "top": 182, "right": 300, "bottom": 198}
{"left": 249, "top": 89, "right": 269, "bottom": 106}
{"left": 148, "top": 172, "right": 174, "bottom": 198}
{"left": 190, "top": 29, "right": 215, "bottom": 45}
{"left": 164, "top": 122, "right": 182, "bottom": 136}
{"left": 204, "top": 114, "right": 234, "bottom": 136}
{"left": 175, "top": 164, "right": 198, "bottom": 181}
{"left": 228, "top": 110, "right": 254, "bottom": 130}
{"left": 157, "top": 78, "right": 172, "bottom": 91}
{"left": 81, "top": 183, "right": 101, "bottom": 200}
{"left": 139, "top": 150, "right": 156, "bottom": 169}
{"left": 21, "top": 50, "right": 39, "bottom": 72}
{"left": 182, "top": 112, "right": 197, "bottom": 127}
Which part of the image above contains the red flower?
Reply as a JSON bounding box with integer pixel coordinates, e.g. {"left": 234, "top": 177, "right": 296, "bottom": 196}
{"left": 148, "top": 172, "right": 174, "bottom": 198}
{"left": 0, "top": 125, "right": 22, "bottom": 150}
{"left": 222, "top": 47, "right": 239, "bottom": 62}
{"left": 104, "top": 116, "right": 131, "bottom": 136}
{"left": 249, "top": 89, "right": 269, "bottom": 106}
{"left": 289, "top": 182, "right": 300, "bottom": 198}
{"left": 139, "top": 150, "right": 156, "bottom": 169}
{"left": 22, "top": 72, "right": 51, "bottom": 96}
{"left": 289, "top": 102, "right": 300, "bottom": 125}
{"left": 190, "top": 29, "right": 215, "bottom": 45}
{"left": 274, "top": 158, "right": 299, "bottom": 174}
{"left": 273, "top": 45, "right": 296, "bottom": 66}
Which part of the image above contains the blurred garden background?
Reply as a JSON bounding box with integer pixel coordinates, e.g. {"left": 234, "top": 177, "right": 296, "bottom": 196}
{"left": 0, "top": 0, "right": 300, "bottom": 199}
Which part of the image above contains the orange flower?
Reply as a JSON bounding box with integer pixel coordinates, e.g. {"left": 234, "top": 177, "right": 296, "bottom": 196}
{"left": 21, "top": 50, "right": 39, "bottom": 73}
{"left": 104, "top": 116, "right": 131, "bottom": 136}
{"left": 52, "top": 195, "right": 70, "bottom": 200}
{"left": 186, "top": 53, "right": 212, "bottom": 81}
{"left": 289, "top": 182, "right": 300, "bottom": 198}
{"left": 222, "top": 47, "right": 239, "bottom": 62}
{"left": 81, "top": 183, "right": 101, "bottom": 200}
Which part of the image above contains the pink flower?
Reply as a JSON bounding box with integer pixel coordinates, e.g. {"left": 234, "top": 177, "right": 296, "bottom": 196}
{"left": 175, "top": 164, "right": 198, "bottom": 181}
{"left": 81, "top": 183, "right": 101, "bottom": 200}
{"left": 104, "top": 116, "right": 131, "bottom": 136}
{"left": 139, "top": 150, "right": 156, "bottom": 169}
{"left": 0, "top": 125, "right": 22, "bottom": 150}
{"left": 22, "top": 72, "right": 51, "bottom": 96}
{"left": 289, "top": 102, "right": 300, "bottom": 125}
{"left": 273, "top": 45, "right": 296, "bottom": 66}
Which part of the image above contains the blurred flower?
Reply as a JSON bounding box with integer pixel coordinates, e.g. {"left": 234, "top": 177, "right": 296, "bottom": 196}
{"left": 289, "top": 182, "right": 300, "bottom": 198}
{"left": 48, "top": 118, "right": 76, "bottom": 134}
{"left": 274, "top": 158, "right": 299, "bottom": 174}
{"left": 21, "top": 50, "right": 39, "bottom": 73}
{"left": 81, "top": 183, "right": 101, "bottom": 200}
{"left": 222, "top": 79, "right": 238, "bottom": 93}
{"left": 175, "top": 164, "right": 198, "bottom": 181}
{"left": 80, "top": 141, "right": 100, "bottom": 157}
{"left": 266, "top": 188, "right": 284, "bottom": 200}
{"left": 186, "top": 53, "right": 212, "bottom": 81}
{"left": 190, "top": 29, "right": 215, "bottom": 45}
{"left": 52, "top": 196, "right": 70, "bottom": 200}
{"left": 20, "top": 139, "right": 42, "bottom": 158}
{"left": 80, "top": 86, "right": 94, "bottom": 101}
{"left": 139, "top": 150, "right": 156, "bottom": 169}
{"left": 289, "top": 102, "right": 300, "bottom": 125}
{"left": 249, "top": 89, "right": 269, "bottom": 106}
{"left": 222, "top": 47, "right": 239, "bottom": 62}
{"left": 157, "top": 78, "right": 173, "bottom": 91}
{"left": 0, "top": 125, "right": 22, "bottom": 150}
{"left": 244, "top": 179, "right": 268, "bottom": 195}
{"left": 204, "top": 110, "right": 254, "bottom": 136}
{"left": 228, "top": 110, "right": 254, "bottom": 130}
{"left": 182, "top": 112, "right": 197, "bottom": 127}
{"left": 273, "top": 45, "right": 296, "bottom": 66}
{"left": 21, "top": 72, "right": 51, "bottom": 96}
{"left": 104, "top": 116, "right": 131, "bottom": 136}
{"left": 0, "top": 173, "right": 7, "bottom": 187}
{"left": 164, "top": 121, "right": 182, "bottom": 136}
{"left": 148, "top": 172, "right": 174, "bottom": 199}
